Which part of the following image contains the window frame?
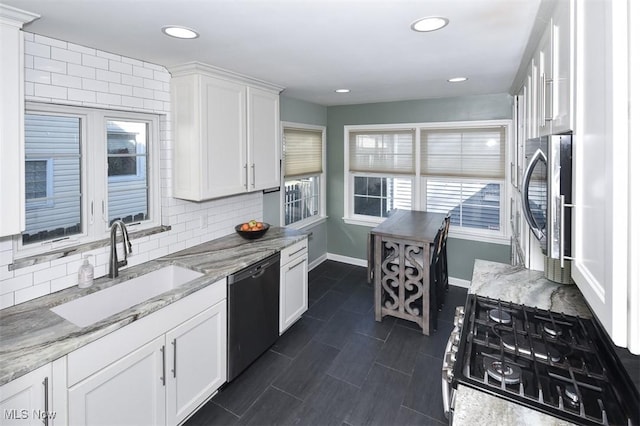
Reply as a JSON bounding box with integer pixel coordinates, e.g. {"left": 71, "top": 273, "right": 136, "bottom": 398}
{"left": 15, "top": 102, "right": 161, "bottom": 256}
{"left": 280, "top": 122, "right": 327, "bottom": 229}
{"left": 343, "top": 120, "right": 512, "bottom": 244}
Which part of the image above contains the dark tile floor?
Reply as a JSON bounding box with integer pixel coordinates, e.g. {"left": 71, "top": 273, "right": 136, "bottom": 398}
{"left": 185, "top": 260, "right": 468, "bottom": 426}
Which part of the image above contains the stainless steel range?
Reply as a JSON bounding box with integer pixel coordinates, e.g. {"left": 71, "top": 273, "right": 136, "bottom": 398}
{"left": 443, "top": 294, "right": 640, "bottom": 425}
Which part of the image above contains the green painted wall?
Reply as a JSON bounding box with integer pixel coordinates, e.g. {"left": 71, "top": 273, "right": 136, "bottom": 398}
{"left": 264, "top": 96, "right": 328, "bottom": 266}
{"left": 325, "top": 93, "right": 513, "bottom": 281}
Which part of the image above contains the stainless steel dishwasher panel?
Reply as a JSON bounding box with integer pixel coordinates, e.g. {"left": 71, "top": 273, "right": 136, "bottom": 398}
{"left": 227, "top": 252, "right": 280, "bottom": 381}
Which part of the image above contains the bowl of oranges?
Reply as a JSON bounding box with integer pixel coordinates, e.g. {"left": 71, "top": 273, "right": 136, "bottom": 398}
{"left": 235, "top": 220, "right": 270, "bottom": 240}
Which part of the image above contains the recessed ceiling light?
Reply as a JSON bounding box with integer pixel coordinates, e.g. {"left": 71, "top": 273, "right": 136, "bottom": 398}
{"left": 335, "top": 89, "right": 350, "bottom": 93}
{"left": 161, "top": 26, "right": 199, "bottom": 39}
{"left": 448, "top": 77, "right": 468, "bottom": 83}
{"left": 411, "top": 17, "right": 449, "bottom": 32}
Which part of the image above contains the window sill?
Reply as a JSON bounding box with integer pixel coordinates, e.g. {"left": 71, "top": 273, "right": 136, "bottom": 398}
{"left": 286, "top": 216, "right": 327, "bottom": 231}
{"left": 9, "top": 225, "right": 171, "bottom": 271}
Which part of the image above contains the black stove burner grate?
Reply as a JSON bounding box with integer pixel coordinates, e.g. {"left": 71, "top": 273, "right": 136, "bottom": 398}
{"left": 454, "top": 295, "right": 640, "bottom": 426}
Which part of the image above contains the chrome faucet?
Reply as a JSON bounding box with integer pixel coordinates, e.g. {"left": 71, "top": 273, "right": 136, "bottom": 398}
{"left": 108, "top": 220, "right": 132, "bottom": 278}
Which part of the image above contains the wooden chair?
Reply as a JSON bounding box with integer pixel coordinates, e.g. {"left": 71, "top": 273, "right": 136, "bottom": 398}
{"left": 438, "top": 214, "right": 451, "bottom": 309}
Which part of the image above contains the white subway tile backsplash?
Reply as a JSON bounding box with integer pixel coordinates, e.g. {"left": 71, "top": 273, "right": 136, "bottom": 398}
{"left": 96, "top": 92, "right": 122, "bottom": 105}
{"left": 68, "top": 63, "right": 96, "bottom": 79}
{"left": 33, "top": 264, "right": 67, "bottom": 284}
{"left": 121, "top": 57, "right": 143, "bottom": 67}
{"left": 133, "top": 86, "right": 154, "bottom": 99}
{"left": 68, "top": 88, "right": 97, "bottom": 103}
{"left": 52, "top": 47, "right": 81, "bottom": 64}
{"left": 82, "top": 78, "right": 109, "bottom": 92}
{"left": 25, "top": 41, "right": 50, "bottom": 58}
{"left": 0, "top": 274, "right": 33, "bottom": 295}
{"left": 82, "top": 53, "right": 109, "bottom": 70}
{"left": 3, "top": 33, "right": 264, "bottom": 310}
{"left": 34, "top": 57, "right": 67, "bottom": 74}
{"left": 34, "top": 83, "right": 67, "bottom": 99}
{"left": 121, "top": 96, "right": 144, "bottom": 109}
{"left": 154, "top": 70, "right": 171, "bottom": 83}
{"left": 133, "top": 66, "right": 154, "bottom": 79}
{"left": 68, "top": 43, "right": 96, "bottom": 55}
{"left": 0, "top": 293, "right": 14, "bottom": 310}
{"left": 25, "top": 68, "right": 51, "bottom": 84}
{"left": 52, "top": 73, "right": 82, "bottom": 89}
{"left": 96, "top": 50, "right": 121, "bottom": 61}
{"left": 143, "top": 98, "right": 164, "bottom": 111}
{"left": 122, "top": 74, "right": 144, "bottom": 88}
{"left": 15, "top": 282, "right": 51, "bottom": 305}
{"left": 50, "top": 274, "right": 77, "bottom": 293}
{"left": 109, "top": 60, "right": 133, "bottom": 75}
{"left": 109, "top": 82, "right": 133, "bottom": 96}
{"left": 34, "top": 34, "right": 66, "bottom": 48}
{"left": 96, "top": 69, "right": 121, "bottom": 83}
{"left": 24, "top": 54, "right": 33, "bottom": 69}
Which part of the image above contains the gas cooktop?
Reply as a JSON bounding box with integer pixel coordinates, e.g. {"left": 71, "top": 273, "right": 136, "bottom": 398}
{"left": 454, "top": 294, "right": 639, "bottom": 426}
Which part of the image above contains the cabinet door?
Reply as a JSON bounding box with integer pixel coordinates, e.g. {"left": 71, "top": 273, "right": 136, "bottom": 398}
{"left": 0, "top": 17, "right": 26, "bottom": 237}
{"left": 68, "top": 336, "right": 165, "bottom": 426}
{"left": 202, "top": 76, "right": 247, "bottom": 198}
{"left": 280, "top": 253, "right": 308, "bottom": 333}
{"left": 166, "top": 301, "right": 227, "bottom": 426}
{"left": 0, "top": 364, "right": 52, "bottom": 426}
{"left": 538, "top": 25, "right": 554, "bottom": 136}
{"left": 247, "top": 87, "right": 280, "bottom": 191}
{"left": 551, "top": 0, "right": 574, "bottom": 133}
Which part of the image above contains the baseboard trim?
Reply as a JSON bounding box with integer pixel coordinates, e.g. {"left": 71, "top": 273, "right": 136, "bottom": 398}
{"left": 449, "top": 277, "right": 470, "bottom": 289}
{"left": 326, "top": 253, "right": 368, "bottom": 267}
{"left": 323, "top": 252, "right": 471, "bottom": 288}
{"left": 308, "top": 254, "right": 327, "bottom": 271}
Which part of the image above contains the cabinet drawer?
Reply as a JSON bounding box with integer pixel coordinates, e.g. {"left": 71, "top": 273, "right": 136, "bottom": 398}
{"left": 280, "top": 239, "right": 308, "bottom": 265}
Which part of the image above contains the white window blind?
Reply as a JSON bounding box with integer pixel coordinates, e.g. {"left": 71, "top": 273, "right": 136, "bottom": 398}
{"left": 283, "top": 128, "right": 323, "bottom": 178}
{"left": 420, "top": 127, "right": 505, "bottom": 178}
{"left": 349, "top": 130, "right": 414, "bottom": 175}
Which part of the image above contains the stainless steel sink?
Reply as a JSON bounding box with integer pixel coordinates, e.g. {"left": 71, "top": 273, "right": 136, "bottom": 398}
{"left": 51, "top": 265, "right": 204, "bottom": 327}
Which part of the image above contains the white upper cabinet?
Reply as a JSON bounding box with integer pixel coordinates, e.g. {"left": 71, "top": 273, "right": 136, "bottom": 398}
{"left": 170, "top": 63, "right": 283, "bottom": 201}
{"left": 572, "top": 0, "right": 636, "bottom": 353}
{"left": 247, "top": 87, "right": 281, "bottom": 192}
{"left": 551, "top": 0, "right": 574, "bottom": 133}
{"left": 0, "top": 6, "right": 39, "bottom": 237}
{"left": 537, "top": 25, "right": 553, "bottom": 136}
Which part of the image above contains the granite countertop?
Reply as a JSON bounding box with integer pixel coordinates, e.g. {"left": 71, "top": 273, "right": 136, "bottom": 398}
{"left": 452, "top": 259, "right": 592, "bottom": 426}
{"left": 0, "top": 227, "right": 306, "bottom": 386}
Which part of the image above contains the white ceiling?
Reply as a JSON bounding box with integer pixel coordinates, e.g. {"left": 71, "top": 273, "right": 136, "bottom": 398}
{"left": 5, "top": 0, "right": 542, "bottom": 106}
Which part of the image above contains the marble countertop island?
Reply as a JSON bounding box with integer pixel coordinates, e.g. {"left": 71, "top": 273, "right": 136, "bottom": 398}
{"left": 0, "top": 227, "right": 306, "bottom": 386}
{"left": 452, "top": 259, "right": 591, "bottom": 426}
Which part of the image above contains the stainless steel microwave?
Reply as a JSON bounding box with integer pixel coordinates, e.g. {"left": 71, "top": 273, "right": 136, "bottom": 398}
{"left": 521, "top": 133, "right": 573, "bottom": 268}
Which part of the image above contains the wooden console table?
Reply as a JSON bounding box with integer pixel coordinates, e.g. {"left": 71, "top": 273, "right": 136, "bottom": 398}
{"left": 369, "top": 210, "right": 446, "bottom": 335}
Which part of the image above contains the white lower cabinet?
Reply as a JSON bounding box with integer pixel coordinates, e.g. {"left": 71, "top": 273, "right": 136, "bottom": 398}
{"left": 68, "top": 336, "right": 166, "bottom": 426}
{"left": 279, "top": 239, "right": 309, "bottom": 333}
{"left": 65, "top": 279, "right": 227, "bottom": 426}
{"left": 0, "top": 363, "right": 53, "bottom": 426}
{"left": 166, "top": 302, "right": 226, "bottom": 426}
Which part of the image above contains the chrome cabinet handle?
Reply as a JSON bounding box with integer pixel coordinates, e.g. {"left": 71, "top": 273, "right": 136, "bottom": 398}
{"left": 42, "top": 377, "right": 49, "bottom": 426}
{"left": 288, "top": 246, "right": 306, "bottom": 258}
{"left": 172, "top": 339, "right": 177, "bottom": 378}
{"left": 288, "top": 258, "right": 306, "bottom": 271}
{"left": 244, "top": 164, "right": 248, "bottom": 189}
{"left": 160, "top": 346, "right": 166, "bottom": 386}
{"left": 251, "top": 163, "right": 256, "bottom": 188}
{"left": 521, "top": 148, "right": 547, "bottom": 241}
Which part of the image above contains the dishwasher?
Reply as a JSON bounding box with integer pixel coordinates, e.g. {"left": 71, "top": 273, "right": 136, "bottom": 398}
{"left": 227, "top": 252, "right": 280, "bottom": 381}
